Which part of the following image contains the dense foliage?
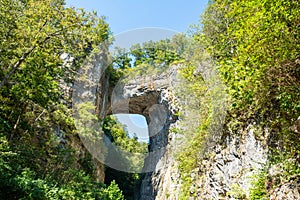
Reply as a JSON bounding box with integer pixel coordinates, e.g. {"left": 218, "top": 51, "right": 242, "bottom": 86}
{"left": 102, "top": 116, "right": 148, "bottom": 200}
{"left": 201, "top": 0, "right": 300, "bottom": 161}
{"left": 174, "top": 0, "right": 300, "bottom": 198}
{"left": 202, "top": 0, "right": 300, "bottom": 119}
{"left": 2, "top": 0, "right": 299, "bottom": 199}
{"left": 103, "top": 116, "right": 148, "bottom": 154}
{"left": 108, "top": 34, "right": 189, "bottom": 86}
{"left": 0, "top": 0, "right": 124, "bottom": 199}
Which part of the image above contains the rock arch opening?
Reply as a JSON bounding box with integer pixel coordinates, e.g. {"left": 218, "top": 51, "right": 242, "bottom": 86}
{"left": 94, "top": 65, "right": 180, "bottom": 199}
{"left": 102, "top": 113, "right": 149, "bottom": 199}
{"left": 113, "top": 114, "right": 149, "bottom": 143}
{"left": 108, "top": 89, "right": 174, "bottom": 151}
{"left": 103, "top": 87, "right": 177, "bottom": 199}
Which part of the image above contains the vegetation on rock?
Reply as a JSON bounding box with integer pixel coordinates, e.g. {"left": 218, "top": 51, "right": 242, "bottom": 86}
{"left": 174, "top": 0, "right": 300, "bottom": 198}
{"left": 1, "top": 0, "right": 299, "bottom": 199}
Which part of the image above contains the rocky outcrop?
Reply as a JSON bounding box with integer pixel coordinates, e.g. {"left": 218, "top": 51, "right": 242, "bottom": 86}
{"left": 196, "top": 124, "right": 267, "bottom": 199}
{"left": 93, "top": 62, "right": 268, "bottom": 199}
{"left": 268, "top": 159, "right": 300, "bottom": 200}
{"left": 107, "top": 64, "right": 270, "bottom": 199}
{"left": 107, "top": 66, "right": 181, "bottom": 199}
{"left": 270, "top": 181, "right": 300, "bottom": 200}
{"left": 81, "top": 51, "right": 299, "bottom": 199}
{"left": 69, "top": 47, "right": 110, "bottom": 183}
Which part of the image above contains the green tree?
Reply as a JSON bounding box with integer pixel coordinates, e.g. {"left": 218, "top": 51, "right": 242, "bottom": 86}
{"left": 199, "top": 0, "right": 300, "bottom": 197}
{"left": 102, "top": 116, "right": 148, "bottom": 199}
{"left": 0, "top": 0, "right": 126, "bottom": 199}
{"left": 201, "top": 0, "right": 300, "bottom": 116}
{"left": 110, "top": 34, "right": 187, "bottom": 83}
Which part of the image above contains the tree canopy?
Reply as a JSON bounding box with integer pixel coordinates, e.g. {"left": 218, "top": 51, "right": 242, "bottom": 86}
{"left": 0, "top": 0, "right": 124, "bottom": 199}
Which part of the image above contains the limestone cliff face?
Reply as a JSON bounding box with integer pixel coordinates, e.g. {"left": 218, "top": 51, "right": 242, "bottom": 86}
{"left": 103, "top": 65, "right": 182, "bottom": 199}
{"left": 107, "top": 64, "right": 267, "bottom": 199}
{"left": 68, "top": 47, "right": 110, "bottom": 183}
{"left": 195, "top": 124, "right": 267, "bottom": 199}
{"left": 91, "top": 59, "right": 299, "bottom": 199}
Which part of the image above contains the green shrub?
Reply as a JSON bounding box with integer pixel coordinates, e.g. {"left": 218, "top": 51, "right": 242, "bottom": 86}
{"left": 249, "top": 170, "right": 267, "bottom": 200}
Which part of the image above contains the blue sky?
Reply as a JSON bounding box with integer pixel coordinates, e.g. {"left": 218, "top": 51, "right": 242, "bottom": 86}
{"left": 66, "top": 0, "right": 209, "bottom": 142}
{"left": 114, "top": 114, "right": 149, "bottom": 143}
{"left": 65, "top": 0, "right": 208, "bottom": 34}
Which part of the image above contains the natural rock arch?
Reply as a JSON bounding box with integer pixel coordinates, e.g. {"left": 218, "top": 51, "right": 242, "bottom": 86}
{"left": 102, "top": 65, "right": 181, "bottom": 149}
{"left": 73, "top": 56, "right": 181, "bottom": 199}
{"left": 101, "top": 66, "right": 181, "bottom": 199}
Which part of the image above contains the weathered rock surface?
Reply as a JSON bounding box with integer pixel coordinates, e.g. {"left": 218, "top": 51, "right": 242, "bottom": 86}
{"left": 106, "top": 66, "right": 181, "bottom": 199}
{"left": 84, "top": 54, "right": 299, "bottom": 199}
{"left": 196, "top": 124, "right": 268, "bottom": 199}
{"left": 270, "top": 181, "right": 300, "bottom": 200}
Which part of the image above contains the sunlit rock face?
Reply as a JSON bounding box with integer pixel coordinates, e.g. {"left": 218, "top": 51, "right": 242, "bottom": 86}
{"left": 99, "top": 64, "right": 270, "bottom": 200}
{"left": 195, "top": 124, "right": 268, "bottom": 199}
{"left": 87, "top": 51, "right": 297, "bottom": 199}
{"left": 99, "top": 65, "right": 181, "bottom": 200}
{"left": 87, "top": 56, "right": 269, "bottom": 199}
